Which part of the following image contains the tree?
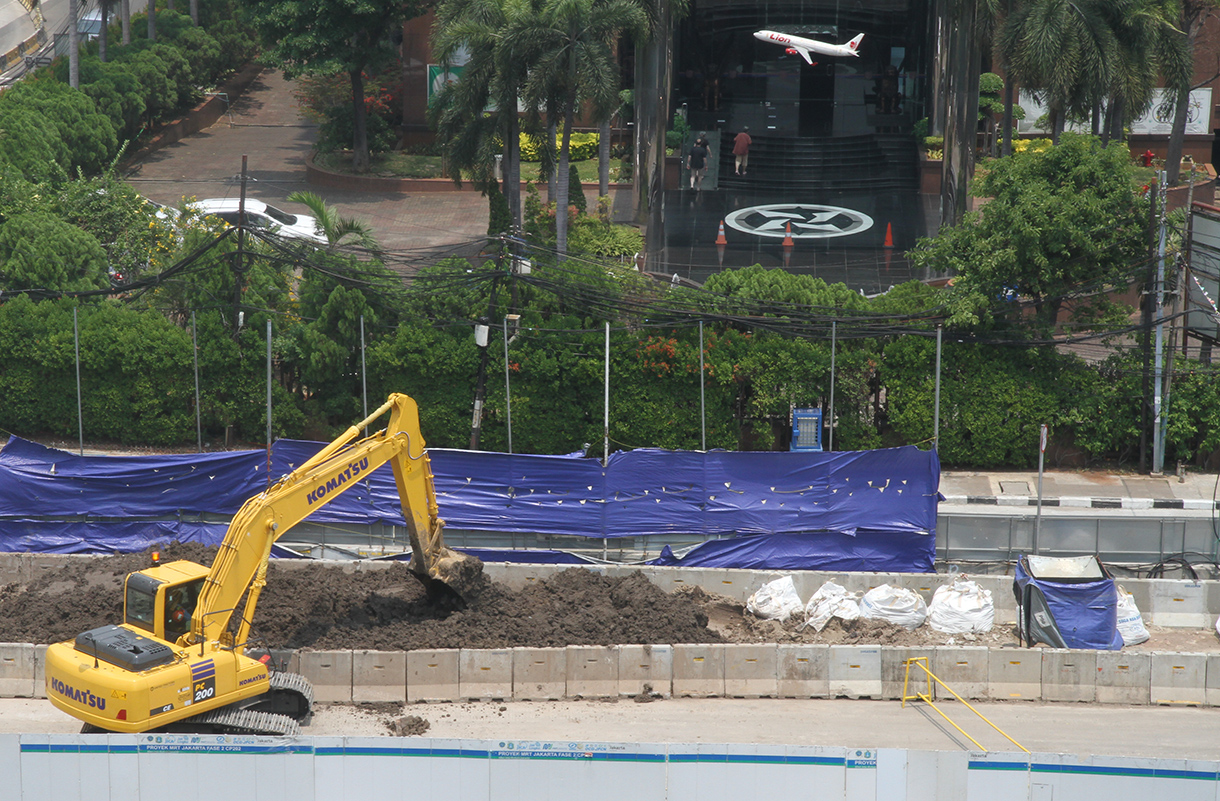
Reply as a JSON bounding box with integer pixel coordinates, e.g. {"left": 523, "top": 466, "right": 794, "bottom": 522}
{"left": 509, "top": 0, "right": 646, "bottom": 256}
{"left": 246, "top": 0, "right": 429, "bottom": 172}
{"left": 0, "top": 212, "right": 110, "bottom": 293}
{"left": 910, "top": 135, "right": 1146, "bottom": 332}
{"left": 285, "top": 191, "right": 381, "bottom": 251}
{"left": 1165, "top": 0, "right": 1217, "bottom": 184}
{"left": 431, "top": 0, "right": 533, "bottom": 230}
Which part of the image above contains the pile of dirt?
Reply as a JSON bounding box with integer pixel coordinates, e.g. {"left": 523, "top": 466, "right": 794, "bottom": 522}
{"left": 0, "top": 550, "right": 1216, "bottom": 654}
{"left": 0, "top": 548, "right": 719, "bottom": 650}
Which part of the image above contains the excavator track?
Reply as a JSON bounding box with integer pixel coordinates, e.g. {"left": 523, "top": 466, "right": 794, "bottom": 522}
{"left": 246, "top": 670, "right": 314, "bottom": 720}
{"left": 189, "top": 707, "right": 301, "bottom": 736}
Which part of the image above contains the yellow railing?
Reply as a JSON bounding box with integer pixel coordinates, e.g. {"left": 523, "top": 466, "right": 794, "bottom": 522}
{"left": 901, "top": 657, "right": 1029, "bottom": 753}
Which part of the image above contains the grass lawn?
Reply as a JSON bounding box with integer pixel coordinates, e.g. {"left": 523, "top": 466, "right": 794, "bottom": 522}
{"left": 314, "top": 152, "right": 631, "bottom": 182}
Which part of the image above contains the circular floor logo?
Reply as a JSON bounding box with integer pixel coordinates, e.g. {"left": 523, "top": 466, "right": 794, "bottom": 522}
{"left": 724, "top": 203, "right": 874, "bottom": 239}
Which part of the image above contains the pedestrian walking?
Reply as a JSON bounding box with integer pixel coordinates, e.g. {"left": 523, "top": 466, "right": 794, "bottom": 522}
{"left": 688, "top": 137, "right": 709, "bottom": 190}
{"left": 732, "top": 127, "right": 752, "bottom": 175}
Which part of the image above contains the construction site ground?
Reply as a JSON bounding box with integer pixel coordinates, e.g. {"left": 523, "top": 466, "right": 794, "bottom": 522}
{"left": 0, "top": 544, "right": 1216, "bottom": 654}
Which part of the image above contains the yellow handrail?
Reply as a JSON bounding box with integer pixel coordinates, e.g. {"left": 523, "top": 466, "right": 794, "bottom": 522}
{"left": 901, "top": 657, "right": 1029, "bottom": 753}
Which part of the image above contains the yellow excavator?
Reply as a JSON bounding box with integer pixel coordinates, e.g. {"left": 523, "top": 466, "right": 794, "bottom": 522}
{"left": 45, "top": 393, "right": 480, "bottom": 734}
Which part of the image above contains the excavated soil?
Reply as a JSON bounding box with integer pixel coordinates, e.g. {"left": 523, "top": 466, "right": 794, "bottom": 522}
{"left": 0, "top": 545, "right": 1216, "bottom": 653}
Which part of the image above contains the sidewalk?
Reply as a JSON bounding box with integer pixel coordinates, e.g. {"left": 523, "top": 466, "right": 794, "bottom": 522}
{"left": 940, "top": 469, "right": 1220, "bottom": 510}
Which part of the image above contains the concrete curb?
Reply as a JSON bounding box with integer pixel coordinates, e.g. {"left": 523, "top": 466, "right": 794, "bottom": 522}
{"left": 940, "top": 494, "right": 1220, "bottom": 510}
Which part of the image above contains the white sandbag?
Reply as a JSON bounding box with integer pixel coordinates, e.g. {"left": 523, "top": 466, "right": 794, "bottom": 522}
{"left": 804, "top": 581, "right": 861, "bottom": 632}
{"left": 860, "top": 584, "right": 928, "bottom": 630}
{"left": 928, "top": 578, "right": 994, "bottom": 634}
{"left": 746, "top": 576, "right": 805, "bottom": 622}
{"left": 1116, "top": 587, "right": 1149, "bottom": 645}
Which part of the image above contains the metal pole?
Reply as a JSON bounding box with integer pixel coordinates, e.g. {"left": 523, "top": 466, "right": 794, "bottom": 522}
{"left": 1035, "top": 423, "right": 1047, "bottom": 553}
{"left": 699, "top": 320, "right": 706, "bottom": 450}
{"left": 234, "top": 156, "right": 248, "bottom": 336}
{"left": 74, "top": 306, "right": 83, "bottom": 456}
{"left": 504, "top": 316, "right": 512, "bottom": 454}
{"left": 266, "top": 319, "right": 272, "bottom": 489}
{"left": 360, "top": 315, "right": 368, "bottom": 437}
{"left": 934, "top": 326, "right": 943, "bottom": 449}
{"left": 828, "top": 321, "right": 836, "bottom": 451}
{"left": 604, "top": 321, "right": 610, "bottom": 464}
{"left": 1153, "top": 170, "right": 1167, "bottom": 474}
{"left": 192, "top": 311, "right": 201, "bottom": 452}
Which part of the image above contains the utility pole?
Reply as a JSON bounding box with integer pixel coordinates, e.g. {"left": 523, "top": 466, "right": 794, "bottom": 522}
{"left": 1152, "top": 170, "right": 1168, "bottom": 474}
{"left": 233, "top": 156, "right": 248, "bottom": 337}
{"left": 468, "top": 240, "right": 505, "bottom": 450}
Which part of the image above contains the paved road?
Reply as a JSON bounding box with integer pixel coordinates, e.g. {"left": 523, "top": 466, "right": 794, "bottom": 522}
{"left": 123, "top": 69, "right": 491, "bottom": 271}
{"left": 6, "top": 696, "right": 1218, "bottom": 759}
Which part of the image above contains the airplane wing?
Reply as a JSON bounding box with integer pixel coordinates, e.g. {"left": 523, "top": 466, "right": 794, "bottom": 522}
{"left": 792, "top": 46, "right": 814, "bottom": 65}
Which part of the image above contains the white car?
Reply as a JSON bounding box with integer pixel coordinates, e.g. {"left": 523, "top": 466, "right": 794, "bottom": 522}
{"left": 193, "top": 198, "right": 326, "bottom": 244}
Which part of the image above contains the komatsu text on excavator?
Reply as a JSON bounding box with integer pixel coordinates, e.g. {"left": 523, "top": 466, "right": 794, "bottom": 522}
{"left": 45, "top": 393, "right": 479, "bottom": 735}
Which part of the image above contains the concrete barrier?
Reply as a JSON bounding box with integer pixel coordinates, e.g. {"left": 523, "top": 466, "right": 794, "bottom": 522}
{"left": 987, "top": 649, "right": 1040, "bottom": 700}
{"left": 933, "top": 647, "right": 988, "bottom": 700}
{"left": 777, "top": 644, "right": 829, "bottom": 698}
{"left": 0, "top": 643, "right": 35, "bottom": 698}
{"left": 482, "top": 564, "right": 567, "bottom": 591}
{"left": 565, "top": 645, "right": 618, "bottom": 698}
{"left": 1120, "top": 582, "right": 1153, "bottom": 624}
{"left": 1207, "top": 654, "right": 1220, "bottom": 707}
{"left": 1148, "top": 580, "right": 1209, "bottom": 627}
{"left": 880, "top": 647, "right": 935, "bottom": 701}
{"left": 828, "top": 645, "right": 882, "bottom": 699}
{"left": 973, "top": 576, "right": 1015, "bottom": 624}
{"left": 619, "top": 644, "right": 673, "bottom": 698}
{"left": 459, "top": 649, "right": 513, "bottom": 701}
{"left": 1041, "top": 649, "right": 1096, "bottom": 703}
{"left": 723, "top": 644, "right": 777, "bottom": 698}
{"left": 1151, "top": 651, "right": 1206, "bottom": 706}
{"left": 672, "top": 643, "right": 725, "bottom": 697}
{"left": 299, "top": 650, "right": 353, "bottom": 704}
{"left": 1096, "top": 651, "right": 1150, "bottom": 705}
{"left": 694, "top": 570, "right": 750, "bottom": 602}
{"left": 32, "top": 644, "right": 47, "bottom": 699}
{"left": 406, "top": 649, "right": 460, "bottom": 703}
{"left": 512, "top": 647, "right": 566, "bottom": 701}
{"left": 352, "top": 650, "right": 406, "bottom": 704}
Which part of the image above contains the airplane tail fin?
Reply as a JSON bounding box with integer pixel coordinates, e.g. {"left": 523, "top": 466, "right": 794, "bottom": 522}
{"left": 847, "top": 33, "right": 864, "bottom": 52}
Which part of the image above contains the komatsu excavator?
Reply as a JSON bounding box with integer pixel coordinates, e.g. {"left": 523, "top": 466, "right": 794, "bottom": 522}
{"left": 44, "top": 393, "right": 479, "bottom": 735}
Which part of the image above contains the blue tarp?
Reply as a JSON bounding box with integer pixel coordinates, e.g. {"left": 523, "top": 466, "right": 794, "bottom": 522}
{"left": 0, "top": 436, "right": 939, "bottom": 571}
{"left": 1014, "top": 558, "right": 1123, "bottom": 650}
{"left": 650, "top": 530, "right": 936, "bottom": 573}
{"left": 375, "top": 548, "right": 594, "bottom": 565}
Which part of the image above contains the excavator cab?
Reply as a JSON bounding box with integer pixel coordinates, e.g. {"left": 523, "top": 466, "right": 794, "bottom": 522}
{"left": 123, "top": 559, "right": 210, "bottom": 646}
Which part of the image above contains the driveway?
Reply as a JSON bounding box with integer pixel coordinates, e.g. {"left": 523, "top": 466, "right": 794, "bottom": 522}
{"left": 123, "top": 69, "right": 490, "bottom": 272}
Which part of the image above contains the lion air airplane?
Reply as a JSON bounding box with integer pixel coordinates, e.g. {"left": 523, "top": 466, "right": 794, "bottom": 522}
{"left": 753, "top": 30, "right": 864, "bottom": 65}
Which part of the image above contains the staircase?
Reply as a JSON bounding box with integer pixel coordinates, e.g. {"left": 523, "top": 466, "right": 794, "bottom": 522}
{"left": 717, "top": 133, "right": 919, "bottom": 193}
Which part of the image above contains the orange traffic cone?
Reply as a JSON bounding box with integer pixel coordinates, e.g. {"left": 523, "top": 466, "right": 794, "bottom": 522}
{"left": 883, "top": 222, "right": 894, "bottom": 249}
{"left": 782, "top": 221, "right": 794, "bottom": 248}
{"left": 716, "top": 219, "right": 728, "bottom": 245}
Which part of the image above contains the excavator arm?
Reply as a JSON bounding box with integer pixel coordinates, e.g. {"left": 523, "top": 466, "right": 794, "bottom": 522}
{"left": 190, "top": 393, "right": 472, "bottom": 646}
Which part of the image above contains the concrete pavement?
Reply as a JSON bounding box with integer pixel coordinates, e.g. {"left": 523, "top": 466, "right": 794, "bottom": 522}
{"left": 940, "top": 468, "right": 1220, "bottom": 511}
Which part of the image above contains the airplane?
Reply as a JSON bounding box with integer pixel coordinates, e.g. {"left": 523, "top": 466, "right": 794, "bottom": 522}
{"left": 753, "top": 30, "right": 864, "bottom": 65}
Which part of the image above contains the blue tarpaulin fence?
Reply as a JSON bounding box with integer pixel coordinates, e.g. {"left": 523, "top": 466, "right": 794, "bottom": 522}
{"left": 0, "top": 436, "right": 939, "bottom": 572}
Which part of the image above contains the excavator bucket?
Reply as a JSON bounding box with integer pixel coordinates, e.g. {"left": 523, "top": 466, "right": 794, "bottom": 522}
{"left": 409, "top": 549, "right": 483, "bottom": 609}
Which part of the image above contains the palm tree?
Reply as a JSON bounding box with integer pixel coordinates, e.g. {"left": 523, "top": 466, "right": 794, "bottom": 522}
{"left": 509, "top": 0, "right": 646, "bottom": 255}
{"left": 286, "top": 191, "right": 381, "bottom": 252}
{"left": 1163, "top": 0, "right": 1212, "bottom": 184}
{"left": 432, "top": 0, "right": 533, "bottom": 230}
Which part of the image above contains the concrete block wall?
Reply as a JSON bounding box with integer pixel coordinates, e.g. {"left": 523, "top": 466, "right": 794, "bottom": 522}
{"left": 723, "top": 644, "right": 777, "bottom": 698}
{"left": 1041, "top": 649, "right": 1096, "bottom": 703}
{"left": 777, "top": 644, "right": 829, "bottom": 698}
{"left": 828, "top": 645, "right": 882, "bottom": 699}
{"left": 672, "top": 643, "right": 725, "bottom": 697}
{"left": 407, "top": 649, "right": 459, "bottom": 703}
{"left": 19, "top": 643, "right": 1220, "bottom": 710}
{"left": 619, "top": 644, "right": 673, "bottom": 698}
{"left": 566, "top": 645, "right": 618, "bottom": 698}
{"left": 512, "top": 647, "right": 565, "bottom": 701}
{"left": 352, "top": 650, "right": 406, "bottom": 704}
{"left": 988, "top": 649, "right": 1040, "bottom": 700}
